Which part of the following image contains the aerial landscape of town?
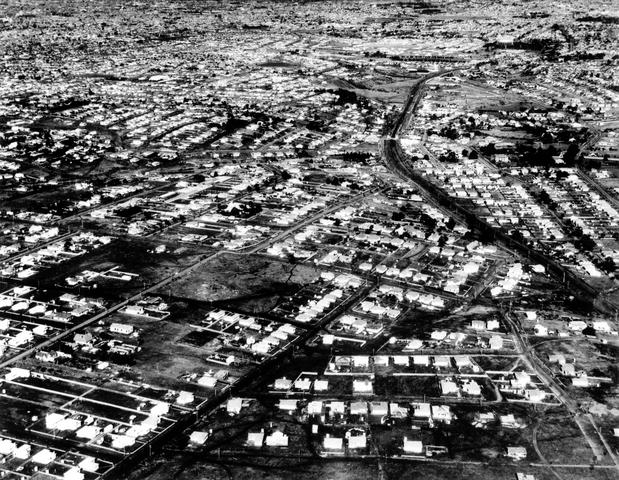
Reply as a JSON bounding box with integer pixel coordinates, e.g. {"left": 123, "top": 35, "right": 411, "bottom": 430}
{"left": 0, "top": 0, "right": 617, "bottom": 479}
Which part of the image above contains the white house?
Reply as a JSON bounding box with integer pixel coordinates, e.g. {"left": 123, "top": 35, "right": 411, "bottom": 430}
{"left": 329, "top": 401, "right": 346, "bottom": 415}
{"left": 370, "top": 401, "right": 388, "bottom": 417}
{"left": 413, "top": 403, "right": 431, "bottom": 418}
{"left": 265, "top": 431, "right": 289, "bottom": 447}
{"left": 278, "top": 399, "right": 298, "bottom": 413}
{"left": 189, "top": 431, "right": 209, "bottom": 446}
{"left": 506, "top": 446, "right": 527, "bottom": 460}
{"left": 353, "top": 379, "right": 373, "bottom": 394}
{"left": 346, "top": 429, "right": 367, "bottom": 449}
{"left": 176, "top": 391, "right": 194, "bottom": 406}
{"left": 431, "top": 405, "right": 452, "bottom": 423}
{"left": 403, "top": 438, "right": 423, "bottom": 454}
{"left": 314, "top": 379, "right": 329, "bottom": 392}
{"left": 440, "top": 379, "right": 459, "bottom": 395}
{"left": 307, "top": 401, "right": 323, "bottom": 415}
{"left": 227, "top": 397, "right": 243, "bottom": 415}
{"left": 64, "top": 467, "right": 84, "bottom": 480}
{"left": 110, "top": 323, "right": 134, "bottom": 335}
{"left": 78, "top": 457, "right": 99, "bottom": 473}
{"left": 246, "top": 431, "right": 264, "bottom": 447}
{"left": 323, "top": 435, "right": 343, "bottom": 450}
{"left": 350, "top": 401, "right": 368, "bottom": 416}
{"left": 274, "top": 377, "right": 292, "bottom": 390}
{"left": 32, "top": 448, "right": 57, "bottom": 465}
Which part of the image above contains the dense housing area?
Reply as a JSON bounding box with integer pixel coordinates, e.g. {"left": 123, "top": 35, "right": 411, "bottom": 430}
{"left": 0, "top": 1, "right": 617, "bottom": 480}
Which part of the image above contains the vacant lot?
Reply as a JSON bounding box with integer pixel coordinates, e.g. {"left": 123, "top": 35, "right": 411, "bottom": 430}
{"left": 161, "top": 253, "right": 320, "bottom": 314}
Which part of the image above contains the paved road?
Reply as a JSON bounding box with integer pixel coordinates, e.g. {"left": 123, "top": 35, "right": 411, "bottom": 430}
{"left": 575, "top": 167, "right": 619, "bottom": 210}
{"left": 0, "top": 230, "right": 75, "bottom": 265}
{"left": 532, "top": 420, "right": 564, "bottom": 480}
{"left": 0, "top": 179, "right": 384, "bottom": 478}
{"left": 0, "top": 248, "right": 224, "bottom": 370}
{"left": 504, "top": 312, "right": 619, "bottom": 472}
{"left": 0, "top": 181, "right": 380, "bottom": 369}
{"left": 379, "top": 67, "right": 619, "bottom": 474}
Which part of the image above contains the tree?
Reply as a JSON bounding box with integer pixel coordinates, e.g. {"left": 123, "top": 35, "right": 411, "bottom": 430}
{"left": 599, "top": 257, "right": 615, "bottom": 273}
{"left": 575, "top": 234, "right": 596, "bottom": 252}
{"left": 439, "top": 150, "right": 458, "bottom": 163}
{"left": 481, "top": 143, "right": 495, "bottom": 156}
{"left": 420, "top": 213, "right": 437, "bottom": 231}
{"left": 563, "top": 143, "right": 579, "bottom": 165}
{"left": 538, "top": 190, "right": 551, "bottom": 204}
{"left": 511, "top": 229, "right": 525, "bottom": 244}
{"left": 540, "top": 131, "right": 554, "bottom": 144}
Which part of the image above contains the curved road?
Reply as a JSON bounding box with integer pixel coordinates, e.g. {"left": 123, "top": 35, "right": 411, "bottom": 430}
{"left": 380, "top": 69, "right": 619, "bottom": 474}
